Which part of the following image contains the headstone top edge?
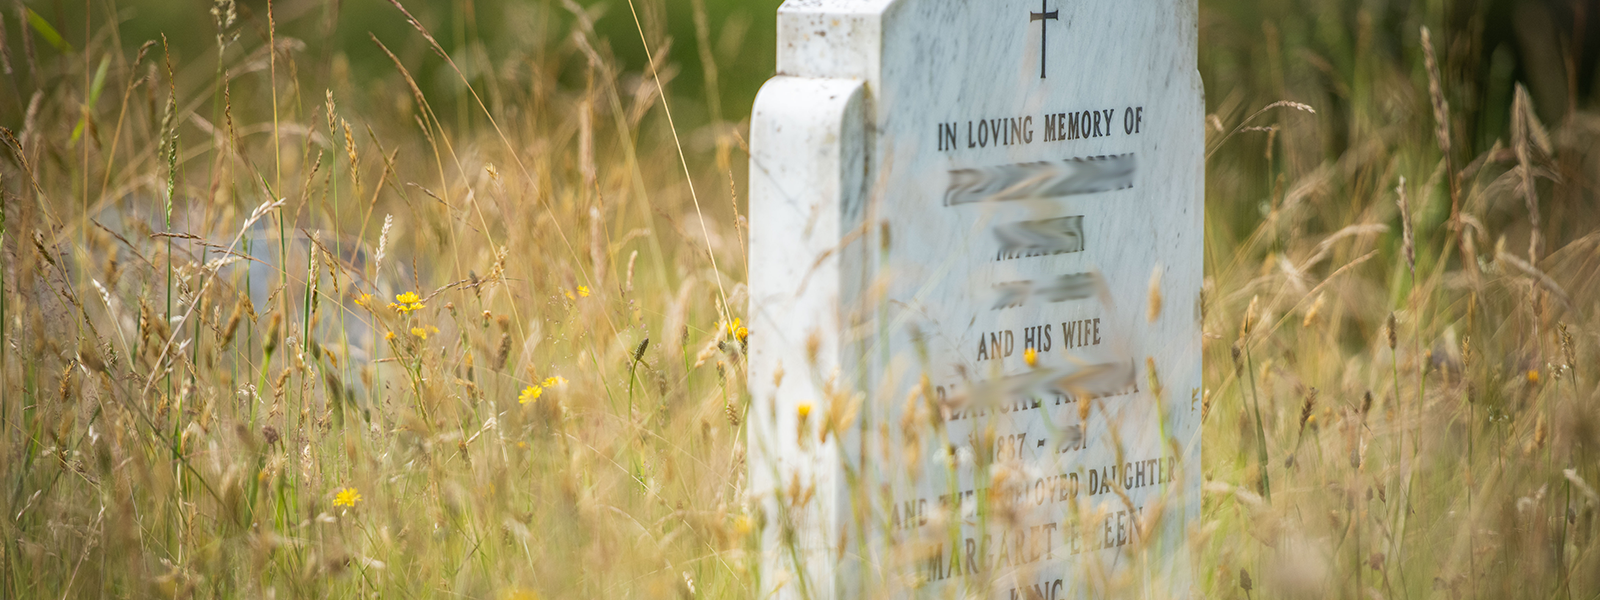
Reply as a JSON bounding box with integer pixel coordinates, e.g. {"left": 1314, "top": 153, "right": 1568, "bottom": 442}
{"left": 777, "top": 0, "right": 896, "bottom": 16}
{"left": 755, "top": 75, "right": 867, "bottom": 93}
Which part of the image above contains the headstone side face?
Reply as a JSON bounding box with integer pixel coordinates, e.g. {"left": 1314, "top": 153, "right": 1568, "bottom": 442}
{"left": 751, "top": 0, "right": 1203, "bottom": 598}
{"left": 747, "top": 76, "right": 866, "bottom": 599}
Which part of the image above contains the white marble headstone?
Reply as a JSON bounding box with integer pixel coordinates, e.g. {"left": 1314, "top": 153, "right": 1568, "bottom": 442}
{"left": 747, "top": 1, "right": 1203, "bottom": 597}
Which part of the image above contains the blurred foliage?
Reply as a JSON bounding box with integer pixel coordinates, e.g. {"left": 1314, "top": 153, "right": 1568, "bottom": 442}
{"left": 3, "top": 0, "right": 783, "bottom": 131}
{"left": 5, "top": 0, "right": 1595, "bottom": 154}
{"left": 1202, "top": 0, "right": 1600, "bottom": 246}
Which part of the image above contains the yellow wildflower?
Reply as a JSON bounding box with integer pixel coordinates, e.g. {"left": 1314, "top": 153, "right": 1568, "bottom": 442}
{"left": 1024, "top": 347, "right": 1039, "bottom": 368}
{"left": 726, "top": 318, "right": 749, "bottom": 344}
{"left": 354, "top": 292, "right": 374, "bottom": 307}
{"left": 578, "top": 286, "right": 591, "bottom": 298}
{"left": 564, "top": 290, "right": 575, "bottom": 300}
{"left": 519, "top": 385, "right": 543, "bottom": 404}
{"left": 411, "top": 327, "right": 429, "bottom": 340}
{"left": 1527, "top": 369, "right": 1540, "bottom": 386}
{"left": 797, "top": 402, "right": 812, "bottom": 420}
{"left": 542, "top": 376, "right": 567, "bottom": 387}
{"left": 390, "top": 291, "right": 425, "bottom": 313}
{"left": 333, "top": 487, "right": 362, "bottom": 507}
{"left": 384, "top": 331, "right": 397, "bottom": 341}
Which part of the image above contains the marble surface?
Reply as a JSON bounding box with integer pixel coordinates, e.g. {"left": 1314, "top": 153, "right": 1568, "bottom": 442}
{"left": 748, "top": 1, "right": 1203, "bottom": 597}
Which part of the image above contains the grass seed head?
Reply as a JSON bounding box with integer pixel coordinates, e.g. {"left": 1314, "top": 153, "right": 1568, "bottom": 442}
{"left": 1240, "top": 295, "right": 1258, "bottom": 340}
{"left": 342, "top": 119, "right": 360, "bottom": 194}
{"left": 1395, "top": 177, "right": 1415, "bottom": 277}
{"left": 1386, "top": 313, "right": 1397, "bottom": 350}
{"left": 1302, "top": 292, "right": 1324, "bottom": 328}
{"left": 1528, "top": 414, "right": 1548, "bottom": 455}
{"left": 1559, "top": 323, "right": 1575, "bottom": 371}
{"left": 375, "top": 215, "right": 393, "bottom": 275}
{"left": 1420, "top": 27, "right": 1452, "bottom": 158}
{"left": 220, "top": 300, "right": 244, "bottom": 348}
{"left": 494, "top": 334, "right": 511, "bottom": 370}
{"left": 56, "top": 362, "right": 75, "bottom": 404}
{"left": 0, "top": 11, "right": 10, "bottom": 75}
{"left": 264, "top": 312, "right": 282, "bottom": 356}
{"left": 1298, "top": 387, "right": 1317, "bottom": 433}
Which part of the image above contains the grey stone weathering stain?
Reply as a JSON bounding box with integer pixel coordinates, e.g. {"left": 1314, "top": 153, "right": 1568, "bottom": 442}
{"left": 747, "top": 0, "right": 1203, "bottom": 597}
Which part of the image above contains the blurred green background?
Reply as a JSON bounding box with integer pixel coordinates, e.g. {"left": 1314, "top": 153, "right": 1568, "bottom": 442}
{"left": 4, "top": 0, "right": 1597, "bottom": 156}
{"left": 4, "top": 0, "right": 787, "bottom": 134}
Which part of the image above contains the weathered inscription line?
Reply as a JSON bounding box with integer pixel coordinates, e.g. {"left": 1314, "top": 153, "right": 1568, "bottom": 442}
{"left": 944, "top": 153, "right": 1136, "bottom": 206}
{"left": 992, "top": 272, "right": 1099, "bottom": 310}
{"left": 995, "top": 215, "right": 1084, "bottom": 261}
{"left": 939, "top": 360, "right": 1140, "bottom": 421}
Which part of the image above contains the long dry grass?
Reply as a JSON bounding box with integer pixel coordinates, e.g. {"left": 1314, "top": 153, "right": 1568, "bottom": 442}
{"left": 0, "top": 0, "right": 1596, "bottom": 598}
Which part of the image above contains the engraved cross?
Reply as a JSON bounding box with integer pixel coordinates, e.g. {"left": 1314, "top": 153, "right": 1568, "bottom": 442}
{"left": 1030, "top": 0, "right": 1060, "bottom": 79}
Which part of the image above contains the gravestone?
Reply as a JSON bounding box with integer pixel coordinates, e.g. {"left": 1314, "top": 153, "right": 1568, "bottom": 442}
{"left": 747, "top": 0, "right": 1203, "bottom": 598}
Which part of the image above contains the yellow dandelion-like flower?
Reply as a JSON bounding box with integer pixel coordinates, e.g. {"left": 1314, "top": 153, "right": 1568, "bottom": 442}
{"left": 411, "top": 327, "right": 429, "bottom": 340}
{"left": 542, "top": 376, "right": 567, "bottom": 387}
{"left": 725, "top": 318, "right": 749, "bottom": 343}
{"left": 354, "top": 292, "right": 373, "bottom": 307}
{"left": 392, "top": 292, "right": 425, "bottom": 313}
{"left": 797, "top": 402, "right": 813, "bottom": 420}
{"left": 519, "top": 385, "right": 543, "bottom": 404}
{"left": 1527, "top": 369, "right": 1540, "bottom": 385}
{"left": 1024, "top": 347, "right": 1039, "bottom": 368}
{"left": 564, "top": 290, "right": 575, "bottom": 300}
{"left": 578, "top": 286, "right": 591, "bottom": 298}
{"left": 333, "top": 487, "right": 362, "bottom": 507}
{"left": 384, "top": 331, "right": 397, "bottom": 341}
